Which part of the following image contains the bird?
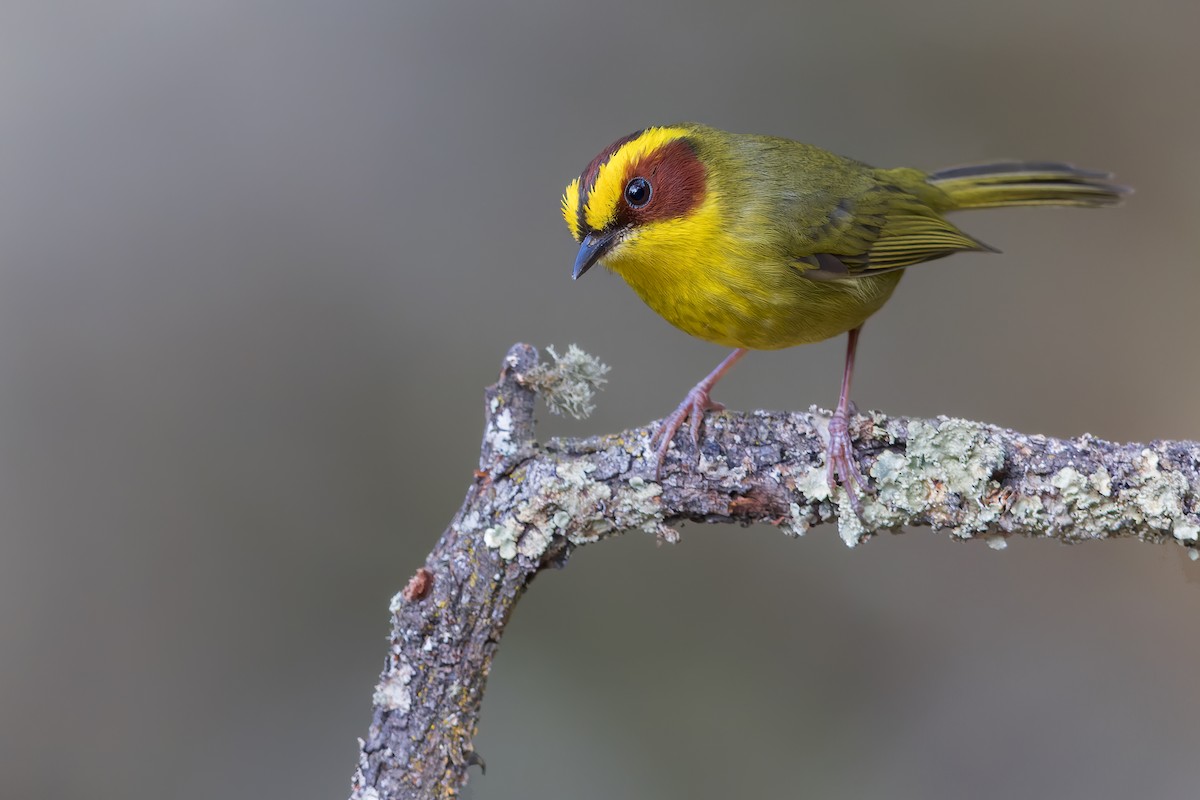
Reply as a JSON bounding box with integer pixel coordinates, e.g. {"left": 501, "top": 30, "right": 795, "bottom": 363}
{"left": 561, "top": 123, "right": 1127, "bottom": 511}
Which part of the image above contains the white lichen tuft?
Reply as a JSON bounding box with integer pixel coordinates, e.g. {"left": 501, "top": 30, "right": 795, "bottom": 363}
{"left": 485, "top": 401, "right": 517, "bottom": 457}
{"left": 373, "top": 659, "right": 415, "bottom": 712}
{"left": 779, "top": 501, "right": 810, "bottom": 538}
{"left": 350, "top": 742, "right": 383, "bottom": 800}
{"left": 523, "top": 344, "right": 609, "bottom": 420}
{"left": 1172, "top": 521, "right": 1199, "bottom": 542}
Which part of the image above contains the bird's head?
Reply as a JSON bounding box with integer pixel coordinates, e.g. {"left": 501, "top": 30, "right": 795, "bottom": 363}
{"left": 562, "top": 126, "right": 710, "bottom": 280}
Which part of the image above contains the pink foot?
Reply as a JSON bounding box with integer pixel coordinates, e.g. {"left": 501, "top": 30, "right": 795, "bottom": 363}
{"left": 650, "top": 386, "right": 725, "bottom": 477}
{"left": 826, "top": 410, "right": 870, "bottom": 515}
{"left": 649, "top": 349, "right": 747, "bottom": 478}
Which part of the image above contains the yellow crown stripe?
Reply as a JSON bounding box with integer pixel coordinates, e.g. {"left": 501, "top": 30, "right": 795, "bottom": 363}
{"left": 561, "top": 177, "right": 582, "bottom": 240}
{"left": 577, "top": 126, "right": 691, "bottom": 234}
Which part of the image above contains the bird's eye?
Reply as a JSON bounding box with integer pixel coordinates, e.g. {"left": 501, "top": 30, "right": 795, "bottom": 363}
{"left": 624, "top": 177, "right": 652, "bottom": 208}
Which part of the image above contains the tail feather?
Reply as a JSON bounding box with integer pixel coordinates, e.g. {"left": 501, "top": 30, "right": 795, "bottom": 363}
{"left": 928, "top": 161, "right": 1130, "bottom": 211}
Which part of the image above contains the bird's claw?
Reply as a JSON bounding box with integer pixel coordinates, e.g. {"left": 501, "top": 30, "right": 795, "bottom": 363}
{"left": 651, "top": 386, "right": 724, "bottom": 476}
{"left": 826, "top": 411, "right": 871, "bottom": 516}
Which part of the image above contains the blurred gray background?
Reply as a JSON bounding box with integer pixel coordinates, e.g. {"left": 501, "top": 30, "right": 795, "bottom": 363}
{"left": 3, "top": 2, "right": 1199, "bottom": 798}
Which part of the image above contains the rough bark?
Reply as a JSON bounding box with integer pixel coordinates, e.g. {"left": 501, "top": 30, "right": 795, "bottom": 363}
{"left": 349, "top": 343, "right": 1200, "bottom": 800}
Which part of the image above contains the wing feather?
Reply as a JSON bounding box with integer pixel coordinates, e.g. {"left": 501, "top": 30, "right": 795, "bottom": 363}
{"left": 793, "top": 180, "right": 994, "bottom": 280}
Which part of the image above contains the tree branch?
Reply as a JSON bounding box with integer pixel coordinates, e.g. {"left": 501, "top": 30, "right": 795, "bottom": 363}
{"left": 348, "top": 343, "right": 1200, "bottom": 800}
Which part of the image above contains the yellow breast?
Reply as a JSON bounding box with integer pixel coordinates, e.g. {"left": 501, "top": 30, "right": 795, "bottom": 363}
{"left": 601, "top": 193, "right": 901, "bottom": 350}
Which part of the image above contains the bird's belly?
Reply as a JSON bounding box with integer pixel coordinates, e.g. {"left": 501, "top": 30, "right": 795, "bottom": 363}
{"left": 624, "top": 262, "right": 903, "bottom": 351}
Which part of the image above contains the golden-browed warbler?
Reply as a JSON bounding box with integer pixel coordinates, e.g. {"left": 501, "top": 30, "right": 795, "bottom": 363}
{"left": 561, "top": 123, "right": 1127, "bottom": 510}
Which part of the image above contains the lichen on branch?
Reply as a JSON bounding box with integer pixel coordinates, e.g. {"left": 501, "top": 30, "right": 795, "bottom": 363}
{"left": 350, "top": 343, "right": 1200, "bottom": 800}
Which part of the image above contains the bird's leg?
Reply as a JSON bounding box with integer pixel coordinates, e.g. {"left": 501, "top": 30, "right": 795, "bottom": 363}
{"left": 651, "top": 348, "right": 748, "bottom": 476}
{"left": 827, "top": 326, "right": 870, "bottom": 514}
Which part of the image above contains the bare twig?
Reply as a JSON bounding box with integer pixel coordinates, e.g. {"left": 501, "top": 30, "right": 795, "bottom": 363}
{"left": 348, "top": 343, "right": 1200, "bottom": 800}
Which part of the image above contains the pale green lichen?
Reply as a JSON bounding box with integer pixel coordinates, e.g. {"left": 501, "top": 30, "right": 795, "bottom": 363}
{"left": 1009, "top": 494, "right": 1045, "bottom": 523}
{"left": 481, "top": 455, "right": 665, "bottom": 561}
{"left": 870, "top": 450, "right": 907, "bottom": 485}
{"left": 790, "top": 463, "right": 839, "bottom": 534}
{"left": 1051, "top": 467, "right": 1088, "bottom": 500}
{"left": 1051, "top": 465, "right": 1120, "bottom": 515}
{"left": 795, "top": 464, "right": 831, "bottom": 502}
{"left": 871, "top": 449, "right": 924, "bottom": 514}
{"left": 1047, "top": 464, "right": 1122, "bottom": 534}
{"left": 516, "top": 523, "right": 553, "bottom": 559}
{"left": 552, "top": 461, "right": 614, "bottom": 544}
{"left": 523, "top": 344, "right": 609, "bottom": 420}
{"left": 1124, "top": 450, "right": 1187, "bottom": 530}
{"left": 623, "top": 481, "right": 665, "bottom": 538}
{"left": 906, "top": 419, "right": 1004, "bottom": 499}
{"left": 859, "top": 418, "right": 1005, "bottom": 537}
{"left": 1031, "top": 448, "right": 1193, "bottom": 542}
{"left": 789, "top": 416, "right": 1200, "bottom": 553}
{"left": 483, "top": 517, "right": 522, "bottom": 560}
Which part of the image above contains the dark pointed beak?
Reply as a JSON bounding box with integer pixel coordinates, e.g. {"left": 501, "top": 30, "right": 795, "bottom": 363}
{"left": 572, "top": 231, "right": 617, "bottom": 280}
